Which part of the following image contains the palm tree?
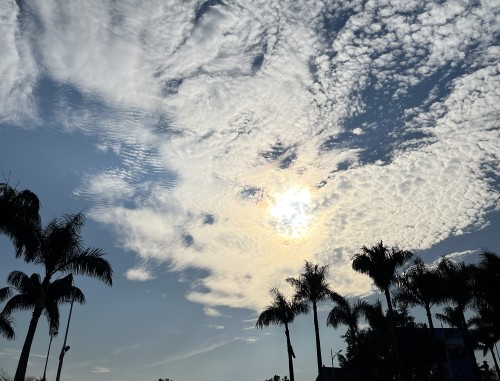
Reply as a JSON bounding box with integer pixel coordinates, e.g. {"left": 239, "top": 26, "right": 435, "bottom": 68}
{"left": 0, "top": 183, "right": 41, "bottom": 258}
{"left": 435, "top": 306, "right": 467, "bottom": 331}
{"left": 327, "top": 294, "right": 369, "bottom": 347}
{"left": 8, "top": 212, "right": 113, "bottom": 381}
{"left": 2, "top": 272, "right": 84, "bottom": 367}
{"left": 0, "top": 286, "right": 15, "bottom": 340}
{"left": 473, "top": 251, "right": 500, "bottom": 318}
{"left": 437, "top": 257, "right": 478, "bottom": 369}
{"left": 286, "top": 262, "right": 333, "bottom": 375}
{"left": 256, "top": 288, "right": 308, "bottom": 380}
{"left": 394, "top": 257, "right": 444, "bottom": 371}
{"left": 352, "top": 241, "right": 413, "bottom": 316}
{"left": 352, "top": 241, "right": 413, "bottom": 379}
{"left": 394, "top": 257, "right": 442, "bottom": 332}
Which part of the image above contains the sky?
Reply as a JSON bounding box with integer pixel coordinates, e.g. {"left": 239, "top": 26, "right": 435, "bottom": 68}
{"left": 0, "top": 0, "right": 499, "bottom": 380}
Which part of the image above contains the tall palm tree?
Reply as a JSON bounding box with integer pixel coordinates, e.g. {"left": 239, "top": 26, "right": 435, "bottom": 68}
{"left": 394, "top": 257, "right": 444, "bottom": 371}
{"left": 352, "top": 241, "right": 413, "bottom": 379}
{"left": 0, "top": 183, "right": 41, "bottom": 258}
{"left": 0, "top": 286, "right": 15, "bottom": 340}
{"left": 256, "top": 288, "right": 309, "bottom": 381}
{"left": 9, "top": 212, "right": 113, "bottom": 381}
{"left": 437, "top": 257, "right": 478, "bottom": 369}
{"left": 286, "top": 262, "right": 333, "bottom": 375}
{"left": 327, "top": 294, "right": 369, "bottom": 347}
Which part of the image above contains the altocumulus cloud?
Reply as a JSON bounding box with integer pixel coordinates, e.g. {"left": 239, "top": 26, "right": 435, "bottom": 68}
{"left": 2, "top": 0, "right": 499, "bottom": 311}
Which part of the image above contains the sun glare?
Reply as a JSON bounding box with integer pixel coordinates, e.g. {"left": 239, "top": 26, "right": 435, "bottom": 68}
{"left": 269, "top": 187, "right": 311, "bottom": 238}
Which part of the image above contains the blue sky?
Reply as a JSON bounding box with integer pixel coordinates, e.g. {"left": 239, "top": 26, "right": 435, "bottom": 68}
{"left": 0, "top": 0, "right": 499, "bottom": 380}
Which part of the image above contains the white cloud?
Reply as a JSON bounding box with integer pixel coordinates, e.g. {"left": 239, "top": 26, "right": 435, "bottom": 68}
{"left": 125, "top": 267, "right": 155, "bottom": 282}
{"left": 0, "top": 1, "right": 39, "bottom": 125}
{"left": 203, "top": 307, "right": 223, "bottom": 317}
{"left": 5, "top": 0, "right": 498, "bottom": 313}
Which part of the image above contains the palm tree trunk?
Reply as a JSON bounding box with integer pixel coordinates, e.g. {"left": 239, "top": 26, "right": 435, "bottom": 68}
{"left": 14, "top": 306, "right": 43, "bottom": 380}
{"left": 312, "top": 301, "right": 323, "bottom": 376}
{"left": 458, "top": 306, "right": 478, "bottom": 376}
{"left": 490, "top": 346, "right": 500, "bottom": 379}
{"left": 424, "top": 304, "right": 442, "bottom": 378}
{"left": 384, "top": 288, "right": 402, "bottom": 380}
{"left": 284, "top": 324, "right": 295, "bottom": 381}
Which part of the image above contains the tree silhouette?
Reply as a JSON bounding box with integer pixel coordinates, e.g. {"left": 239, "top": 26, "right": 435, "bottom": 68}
{"left": 2, "top": 272, "right": 84, "bottom": 380}
{"left": 352, "top": 241, "right": 413, "bottom": 379}
{"left": 327, "top": 294, "right": 369, "bottom": 347}
{"left": 437, "top": 256, "right": 478, "bottom": 370}
{"left": 394, "top": 257, "right": 443, "bottom": 371}
{"left": 286, "top": 262, "right": 333, "bottom": 375}
{"left": 0, "top": 183, "right": 41, "bottom": 258}
{"left": 7, "top": 212, "right": 113, "bottom": 381}
{"left": 0, "top": 286, "right": 15, "bottom": 340}
{"left": 256, "top": 287, "right": 308, "bottom": 381}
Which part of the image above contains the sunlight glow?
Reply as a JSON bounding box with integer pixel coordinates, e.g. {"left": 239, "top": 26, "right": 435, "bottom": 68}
{"left": 269, "top": 187, "right": 311, "bottom": 238}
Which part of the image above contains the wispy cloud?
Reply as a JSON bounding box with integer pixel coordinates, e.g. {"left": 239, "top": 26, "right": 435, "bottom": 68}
{"left": 147, "top": 338, "right": 232, "bottom": 367}
{"left": 112, "top": 343, "right": 142, "bottom": 355}
{"left": 92, "top": 366, "right": 118, "bottom": 373}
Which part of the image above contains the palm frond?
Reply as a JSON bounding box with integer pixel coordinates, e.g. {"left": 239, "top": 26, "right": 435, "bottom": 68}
{"left": 2, "top": 294, "right": 36, "bottom": 316}
{"left": 0, "top": 314, "right": 15, "bottom": 340}
{"left": 0, "top": 287, "right": 11, "bottom": 302}
{"left": 57, "top": 248, "right": 113, "bottom": 286}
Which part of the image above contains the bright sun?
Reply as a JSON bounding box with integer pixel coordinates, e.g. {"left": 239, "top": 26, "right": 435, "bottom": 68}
{"left": 269, "top": 187, "right": 311, "bottom": 238}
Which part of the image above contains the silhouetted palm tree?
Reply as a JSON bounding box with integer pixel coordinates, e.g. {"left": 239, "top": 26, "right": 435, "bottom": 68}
{"left": 0, "top": 183, "right": 41, "bottom": 258}
{"left": 437, "top": 257, "right": 478, "bottom": 369}
{"left": 352, "top": 241, "right": 413, "bottom": 379}
{"left": 394, "top": 257, "right": 442, "bottom": 332}
{"left": 0, "top": 286, "right": 15, "bottom": 340}
{"left": 327, "top": 294, "right": 369, "bottom": 347}
{"left": 435, "top": 306, "right": 467, "bottom": 331}
{"left": 352, "top": 241, "right": 413, "bottom": 316}
{"left": 472, "top": 251, "right": 500, "bottom": 318}
{"left": 8, "top": 212, "right": 113, "bottom": 381}
{"left": 2, "top": 272, "right": 84, "bottom": 371}
{"left": 256, "top": 288, "right": 309, "bottom": 381}
{"left": 286, "top": 262, "right": 333, "bottom": 374}
{"left": 394, "top": 257, "right": 444, "bottom": 371}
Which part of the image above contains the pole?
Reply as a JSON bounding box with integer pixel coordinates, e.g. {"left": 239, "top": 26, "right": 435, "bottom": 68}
{"left": 331, "top": 349, "right": 342, "bottom": 381}
{"left": 56, "top": 293, "right": 75, "bottom": 380}
{"left": 42, "top": 332, "right": 55, "bottom": 381}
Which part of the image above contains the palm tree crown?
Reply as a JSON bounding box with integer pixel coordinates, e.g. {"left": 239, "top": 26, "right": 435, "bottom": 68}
{"left": 31, "top": 213, "right": 113, "bottom": 285}
{"left": 3, "top": 272, "right": 85, "bottom": 334}
{"left": 327, "top": 294, "right": 369, "bottom": 346}
{"left": 394, "top": 257, "right": 443, "bottom": 328}
{"left": 256, "top": 288, "right": 309, "bottom": 329}
{"left": 352, "top": 241, "right": 413, "bottom": 315}
{"left": 0, "top": 183, "right": 41, "bottom": 258}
